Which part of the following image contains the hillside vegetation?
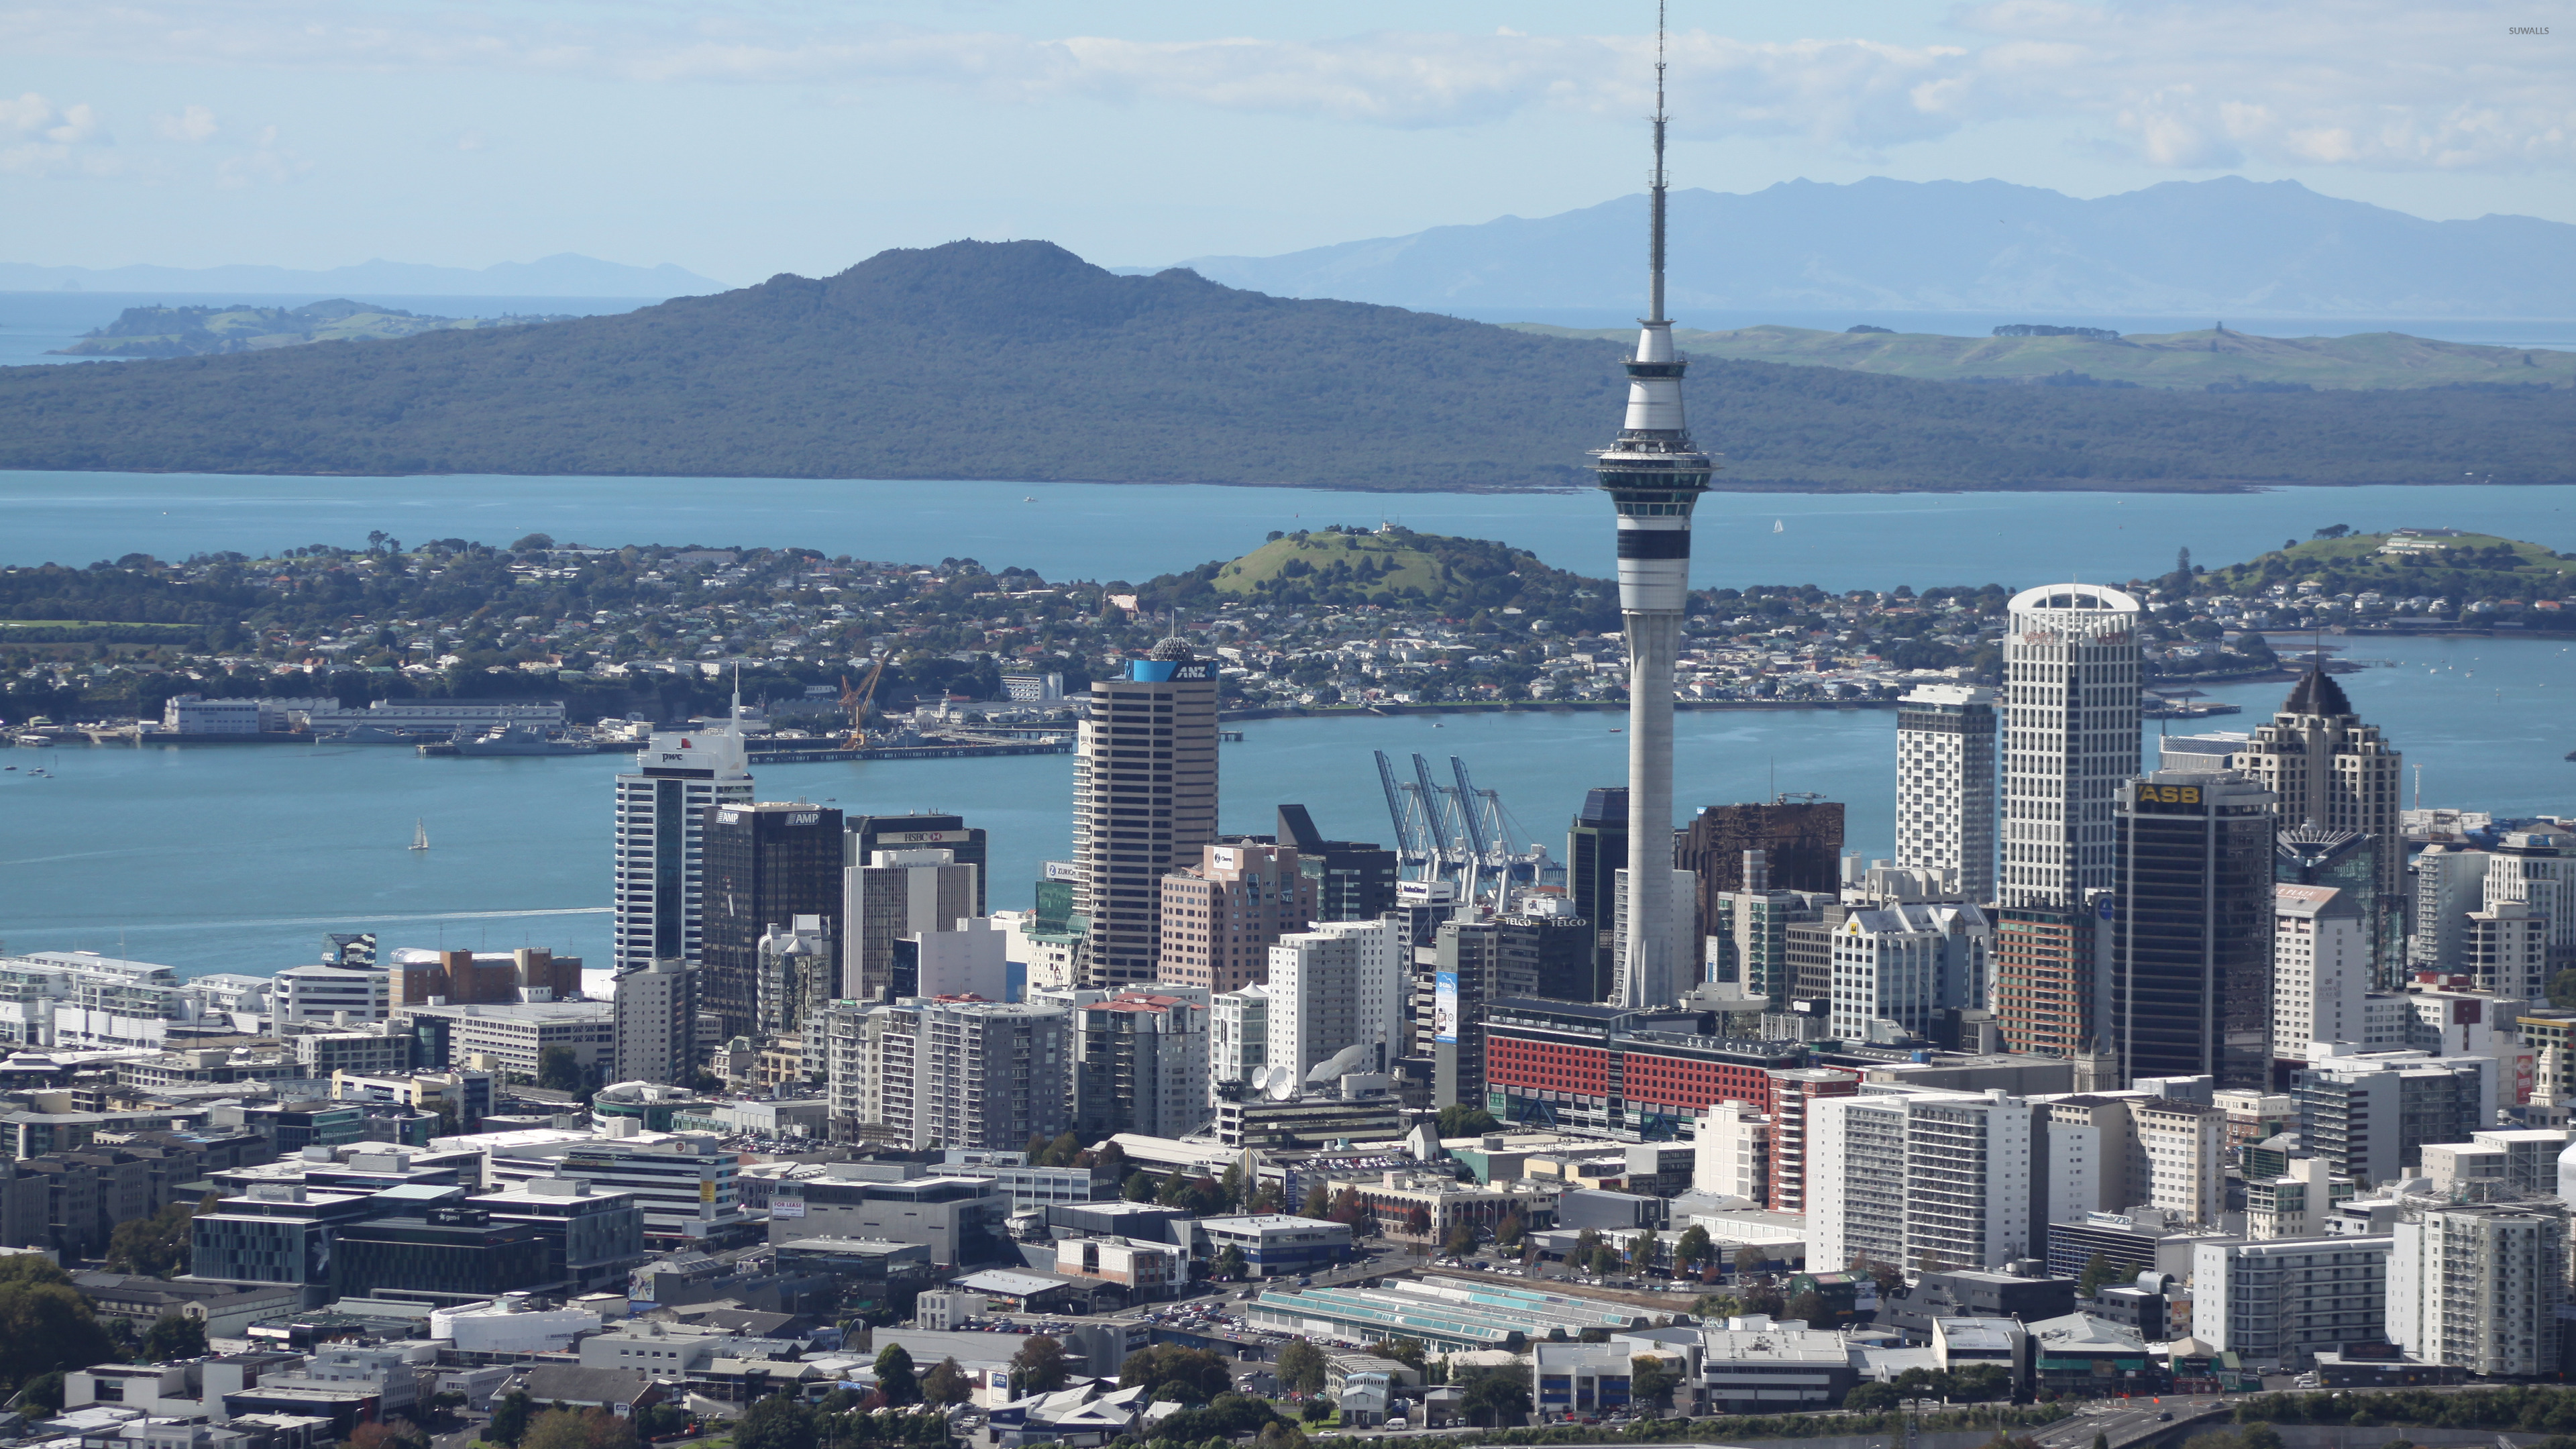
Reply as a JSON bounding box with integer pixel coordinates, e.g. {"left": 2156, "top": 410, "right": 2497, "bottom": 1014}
{"left": 1509, "top": 323, "right": 2576, "bottom": 392}
{"left": 2198, "top": 529, "right": 2576, "bottom": 600}
{"left": 1201, "top": 526, "right": 1604, "bottom": 618}
{"left": 0, "top": 240, "right": 2569, "bottom": 492}
{"left": 52, "top": 299, "right": 570, "bottom": 359}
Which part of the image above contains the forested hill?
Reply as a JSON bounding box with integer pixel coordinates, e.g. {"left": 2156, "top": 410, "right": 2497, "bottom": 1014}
{"left": 0, "top": 239, "right": 2567, "bottom": 492}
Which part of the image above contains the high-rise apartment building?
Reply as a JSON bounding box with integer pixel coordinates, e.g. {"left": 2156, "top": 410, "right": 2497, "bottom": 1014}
{"left": 2485, "top": 829, "right": 2576, "bottom": 975}
{"left": 1069, "top": 989, "right": 1211, "bottom": 1140}
{"left": 611, "top": 727, "right": 753, "bottom": 971}
{"left": 1990, "top": 906, "right": 2098, "bottom": 1061}
{"left": 1826, "top": 908, "right": 1943, "bottom": 1042}
{"left": 1709, "top": 863, "right": 1831, "bottom": 1002}
{"left": 1811, "top": 1089, "right": 2035, "bottom": 1275}
{"left": 1156, "top": 842, "right": 1318, "bottom": 993}
{"left": 2294, "top": 1049, "right": 2495, "bottom": 1182}
{"left": 1610, "top": 866, "right": 1698, "bottom": 1002}
{"left": 2000, "top": 584, "right": 2141, "bottom": 910}
{"left": 1073, "top": 645, "right": 1220, "bottom": 989}
{"left": 2465, "top": 902, "right": 2550, "bottom": 1001}
{"left": 2129, "top": 1097, "right": 2224, "bottom": 1225}
{"left": 2276, "top": 826, "right": 2387, "bottom": 986}
{"left": 2194, "top": 1235, "right": 2392, "bottom": 1371}
{"left": 2239, "top": 666, "right": 2404, "bottom": 973}
{"left": 2273, "top": 884, "right": 2367, "bottom": 1061}
{"left": 1690, "top": 1101, "right": 1772, "bottom": 1200}
{"left": 755, "top": 915, "right": 836, "bottom": 1043}
{"left": 610, "top": 957, "right": 698, "bottom": 1087}
{"left": 2410, "top": 843, "right": 2492, "bottom": 974}
{"left": 1275, "top": 805, "right": 1397, "bottom": 922}
{"left": 2389, "top": 1203, "right": 2567, "bottom": 1376}
{"left": 875, "top": 998, "right": 1071, "bottom": 1152}
{"left": 1766, "top": 1067, "right": 1859, "bottom": 1212}
{"left": 1267, "top": 918, "right": 1407, "bottom": 1082}
{"left": 699, "top": 802, "right": 843, "bottom": 1040}
{"left": 1895, "top": 684, "right": 1998, "bottom": 904}
{"left": 1210, "top": 983, "right": 1270, "bottom": 1101}
{"left": 2110, "top": 771, "right": 2277, "bottom": 1089}
{"left": 844, "top": 849, "right": 979, "bottom": 1003}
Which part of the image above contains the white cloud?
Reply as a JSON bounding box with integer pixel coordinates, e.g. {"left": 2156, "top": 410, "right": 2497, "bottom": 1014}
{"left": 0, "top": 90, "right": 115, "bottom": 175}
{"left": 215, "top": 121, "right": 305, "bottom": 186}
{"left": 156, "top": 102, "right": 217, "bottom": 142}
{"left": 1, "top": 0, "right": 2569, "bottom": 172}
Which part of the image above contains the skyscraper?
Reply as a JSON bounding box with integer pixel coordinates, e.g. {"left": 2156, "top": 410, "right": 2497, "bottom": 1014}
{"left": 611, "top": 726, "right": 754, "bottom": 973}
{"left": 1275, "top": 805, "right": 1398, "bottom": 922}
{"left": 2000, "top": 584, "right": 2142, "bottom": 910}
{"left": 2273, "top": 883, "right": 2366, "bottom": 1061}
{"left": 1267, "top": 918, "right": 1407, "bottom": 1082}
{"left": 1677, "top": 800, "right": 1846, "bottom": 945}
{"left": 1073, "top": 641, "right": 1220, "bottom": 989}
{"left": 2110, "top": 771, "right": 2277, "bottom": 1089}
{"left": 1597, "top": 28, "right": 1717, "bottom": 1012}
{"left": 699, "top": 802, "right": 843, "bottom": 1040}
{"left": 611, "top": 956, "right": 698, "bottom": 1087}
{"left": 844, "top": 849, "right": 979, "bottom": 1002}
{"left": 1156, "top": 841, "right": 1318, "bottom": 993}
{"left": 1895, "top": 684, "right": 1998, "bottom": 904}
{"left": 844, "top": 813, "right": 988, "bottom": 915}
{"left": 2238, "top": 665, "right": 2404, "bottom": 978}
{"left": 1567, "top": 787, "right": 1627, "bottom": 996}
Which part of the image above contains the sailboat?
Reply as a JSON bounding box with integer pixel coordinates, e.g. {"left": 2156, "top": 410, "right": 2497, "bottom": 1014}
{"left": 1772, "top": 519, "right": 1785, "bottom": 533}
{"left": 410, "top": 819, "right": 429, "bottom": 851}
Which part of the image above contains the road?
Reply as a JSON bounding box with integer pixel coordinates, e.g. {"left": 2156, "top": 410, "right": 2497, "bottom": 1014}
{"left": 2029, "top": 1396, "right": 2230, "bottom": 1449}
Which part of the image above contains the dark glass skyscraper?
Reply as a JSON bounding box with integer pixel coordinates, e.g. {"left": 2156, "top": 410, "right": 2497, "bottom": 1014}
{"left": 1277, "top": 804, "right": 1398, "bottom": 922}
{"left": 700, "top": 802, "right": 843, "bottom": 1041}
{"left": 1568, "top": 786, "right": 1627, "bottom": 997}
{"left": 2110, "top": 771, "right": 2277, "bottom": 1088}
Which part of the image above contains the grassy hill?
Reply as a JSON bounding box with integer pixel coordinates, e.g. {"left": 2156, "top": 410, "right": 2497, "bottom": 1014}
{"left": 2198, "top": 529, "right": 2576, "bottom": 598}
{"left": 1203, "top": 527, "right": 1601, "bottom": 617}
{"left": 1508, "top": 323, "right": 2576, "bottom": 392}
{"left": 0, "top": 240, "right": 2570, "bottom": 492}
{"left": 52, "top": 299, "right": 569, "bottom": 359}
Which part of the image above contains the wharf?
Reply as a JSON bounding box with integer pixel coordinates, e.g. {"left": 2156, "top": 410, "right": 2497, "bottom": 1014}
{"left": 745, "top": 738, "right": 1074, "bottom": 763}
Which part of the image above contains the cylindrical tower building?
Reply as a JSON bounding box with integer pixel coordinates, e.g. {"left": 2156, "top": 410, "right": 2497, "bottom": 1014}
{"left": 1600, "top": 23, "right": 1716, "bottom": 1010}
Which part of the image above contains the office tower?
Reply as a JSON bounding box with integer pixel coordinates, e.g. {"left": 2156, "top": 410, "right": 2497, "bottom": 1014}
{"left": 1567, "top": 786, "right": 1627, "bottom": 994}
{"left": 1275, "top": 805, "right": 1398, "bottom": 922}
{"left": 2485, "top": 829, "right": 2576, "bottom": 975}
{"left": 1811, "top": 1089, "right": 2036, "bottom": 1275}
{"left": 2110, "top": 771, "right": 2277, "bottom": 1089}
{"left": 1709, "top": 852, "right": 1831, "bottom": 1000}
{"left": 1826, "top": 907, "right": 1944, "bottom": 1042}
{"left": 2465, "top": 902, "right": 2550, "bottom": 1000}
{"left": 844, "top": 849, "right": 979, "bottom": 1003}
{"left": 610, "top": 957, "right": 698, "bottom": 1086}
{"left": 700, "top": 802, "right": 843, "bottom": 1040}
{"left": 2276, "top": 826, "right": 2383, "bottom": 981}
{"left": 1610, "top": 866, "right": 1697, "bottom": 998}
{"left": 1895, "top": 685, "right": 1998, "bottom": 904}
{"left": 756, "top": 915, "right": 837, "bottom": 1042}
{"left": 1593, "top": 33, "right": 1717, "bottom": 1016}
{"left": 1502, "top": 902, "right": 1603, "bottom": 1004}
{"left": 1266, "top": 918, "right": 1407, "bottom": 1081}
{"left": 2273, "top": 884, "right": 2367, "bottom": 1061}
{"left": 611, "top": 725, "right": 753, "bottom": 972}
{"left": 1678, "top": 801, "right": 1847, "bottom": 945}
{"left": 2239, "top": 665, "right": 2405, "bottom": 975}
{"left": 1391, "top": 879, "right": 1459, "bottom": 951}
{"left": 1070, "top": 990, "right": 1211, "bottom": 1140}
{"left": 1157, "top": 841, "right": 1318, "bottom": 992}
{"left": 2388, "top": 1204, "right": 2567, "bottom": 1376}
{"left": 910, "top": 916, "right": 1010, "bottom": 1000}
{"left": 2410, "top": 843, "right": 2493, "bottom": 973}
{"left": 1766, "top": 1068, "right": 1858, "bottom": 1212}
{"left": 845, "top": 813, "right": 988, "bottom": 915}
{"left": 2000, "top": 584, "right": 2142, "bottom": 910}
{"left": 1210, "top": 983, "right": 1271, "bottom": 1100}
{"left": 2194, "top": 1236, "right": 2392, "bottom": 1373}
{"left": 1073, "top": 642, "right": 1220, "bottom": 990}
{"left": 1423, "top": 918, "right": 1541, "bottom": 1107}
{"left": 1990, "top": 906, "right": 2095, "bottom": 1061}
{"left": 874, "top": 998, "right": 1071, "bottom": 1151}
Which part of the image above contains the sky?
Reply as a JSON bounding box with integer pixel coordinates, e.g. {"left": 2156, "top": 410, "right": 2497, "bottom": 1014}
{"left": 3, "top": 0, "right": 2572, "bottom": 286}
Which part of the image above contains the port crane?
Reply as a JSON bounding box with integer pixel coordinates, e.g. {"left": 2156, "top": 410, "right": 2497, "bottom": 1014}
{"left": 1373, "top": 750, "right": 1554, "bottom": 898}
{"left": 838, "top": 656, "right": 888, "bottom": 750}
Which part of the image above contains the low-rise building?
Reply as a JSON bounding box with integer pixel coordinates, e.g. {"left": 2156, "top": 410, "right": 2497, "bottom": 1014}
{"left": 1053, "top": 1235, "right": 1188, "bottom": 1301}
{"left": 1198, "top": 1215, "right": 1354, "bottom": 1277}
{"left": 2193, "top": 1235, "right": 2392, "bottom": 1371}
{"left": 1695, "top": 1320, "right": 1858, "bottom": 1413}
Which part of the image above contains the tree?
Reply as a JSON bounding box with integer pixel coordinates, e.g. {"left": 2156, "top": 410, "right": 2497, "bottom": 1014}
{"left": 1732, "top": 1244, "right": 1767, "bottom": 1278}
{"left": 1373, "top": 1338, "right": 1428, "bottom": 1374}
{"left": 537, "top": 1044, "right": 589, "bottom": 1097}
{"left": 873, "top": 1343, "right": 921, "bottom": 1406}
{"left": 1629, "top": 1355, "right": 1678, "bottom": 1409}
{"left": 1456, "top": 1366, "right": 1530, "bottom": 1428}
{"left": 1213, "top": 1244, "right": 1248, "bottom": 1280}
{"left": 1443, "top": 1222, "right": 1479, "bottom": 1256}
{"left": 1434, "top": 1103, "right": 1499, "bottom": 1137}
{"left": 1844, "top": 1381, "right": 1900, "bottom": 1412}
{"left": 1786, "top": 1290, "right": 1828, "bottom": 1326}
{"left": 1010, "top": 1334, "right": 1071, "bottom": 1394}
{"left": 1255, "top": 1421, "right": 1309, "bottom": 1449}
{"left": 733, "top": 1393, "right": 818, "bottom": 1449}
{"left": 0, "top": 1257, "right": 117, "bottom": 1400}
{"left": 486, "top": 1391, "right": 534, "bottom": 1448}
{"left": 2078, "top": 1251, "right": 2121, "bottom": 1297}
{"left": 1298, "top": 1180, "right": 1331, "bottom": 1218}
{"left": 2314, "top": 525, "right": 2353, "bottom": 540}
{"left": 1124, "top": 1171, "right": 1157, "bottom": 1202}
{"left": 105, "top": 1201, "right": 197, "bottom": 1277}
{"left": 1121, "top": 1344, "right": 1231, "bottom": 1406}
{"left": 1495, "top": 1212, "right": 1525, "bottom": 1250}
{"left": 1275, "top": 1338, "right": 1328, "bottom": 1396}
{"left": 1672, "top": 1225, "right": 1713, "bottom": 1273}
{"left": 140, "top": 1313, "right": 207, "bottom": 1362}
{"left": 920, "top": 1357, "right": 972, "bottom": 1408}
{"left": 511, "top": 533, "right": 557, "bottom": 552}
{"left": 2547, "top": 969, "right": 2576, "bottom": 1012}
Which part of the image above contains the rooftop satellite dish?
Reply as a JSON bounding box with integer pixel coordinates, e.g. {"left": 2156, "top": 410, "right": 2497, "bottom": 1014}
{"left": 1262, "top": 1066, "right": 1297, "bottom": 1101}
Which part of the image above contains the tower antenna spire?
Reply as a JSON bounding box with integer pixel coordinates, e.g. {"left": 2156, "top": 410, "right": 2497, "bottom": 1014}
{"left": 1649, "top": 0, "right": 1669, "bottom": 324}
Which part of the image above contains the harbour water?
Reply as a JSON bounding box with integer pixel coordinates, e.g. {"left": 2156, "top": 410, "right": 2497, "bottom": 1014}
{"left": 4, "top": 633, "right": 2569, "bottom": 979}
{"left": 5, "top": 472, "right": 2575, "bottom": 595}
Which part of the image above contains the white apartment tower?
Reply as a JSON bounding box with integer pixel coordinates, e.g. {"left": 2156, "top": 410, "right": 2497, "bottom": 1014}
{"left": 1827, "top": 908, "right": 1943, "bottom": 1042}
{"left": 1210, "top": 983, "right": 1271, "bottom": 1103}
{"left": 610, "top": 956, "right": 698, "bottom": 1086}
{"left": 1811, "top": 1089, "right": 2035, "bottom": 1275}
{"left": 1690, "top": 1100, "right": 1772, "bottom": 1201}
{"left": 2485, "top": 830, "right": 2576, "bottom": 975}
{"left": 2274, "top": 883, "right": 2368, "bottom": 1061}
{"left": 2388, "top": 1203, "right": 2567, "bottom": 1377}
{"left": 1895, "top": 684, "right": 1997, "bottom": 904}
{"left": 1073, "top": 644, "right": 1221, "bottom": 990}
{"left": 612, "top": 724, "right": 753, "bottom": 971}
{"left": 877, "top": 998, "right": 1071, "bottom": 1152}
{"left": 2410, "top": 843, "right": 2491, "bottom": 973}
{"left": 1265, "top": 918, "right": 1407, "bottom": 1082}
{"left": 2000, "top": 584, "right": 2141, "bottom": 910}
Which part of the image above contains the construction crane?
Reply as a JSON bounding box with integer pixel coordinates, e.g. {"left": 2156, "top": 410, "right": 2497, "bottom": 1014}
{"left": 1374, "top": 750, "right": 1556, "bottom": 896}
{"left": 838, "top": 656, "right": 888, "bottom": 750}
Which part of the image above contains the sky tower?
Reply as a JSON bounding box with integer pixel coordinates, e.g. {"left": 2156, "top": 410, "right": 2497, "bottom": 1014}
{"left": 1603, "top": 4, "right": 1717, "bottom": 1010}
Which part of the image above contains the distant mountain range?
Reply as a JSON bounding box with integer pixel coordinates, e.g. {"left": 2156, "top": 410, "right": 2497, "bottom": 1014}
{"left": 0, "top": 240, "right": 2565, "bottom": 492}
{"left": 1168, "top": 177, "right": 2576, "bottom": 319}
{"left": 0, "top": 254, "right": 727, "bottom": 298}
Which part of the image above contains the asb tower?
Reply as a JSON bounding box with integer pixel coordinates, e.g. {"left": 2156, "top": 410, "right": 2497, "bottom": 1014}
{"left": 1601, "top": 19, "right": 1717, "bottom": 1010}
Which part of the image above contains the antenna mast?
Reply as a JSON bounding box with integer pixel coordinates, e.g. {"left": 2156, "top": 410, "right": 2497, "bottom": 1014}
{"left": 1649, "top": 0, "right": 1669, "bottom": 325}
